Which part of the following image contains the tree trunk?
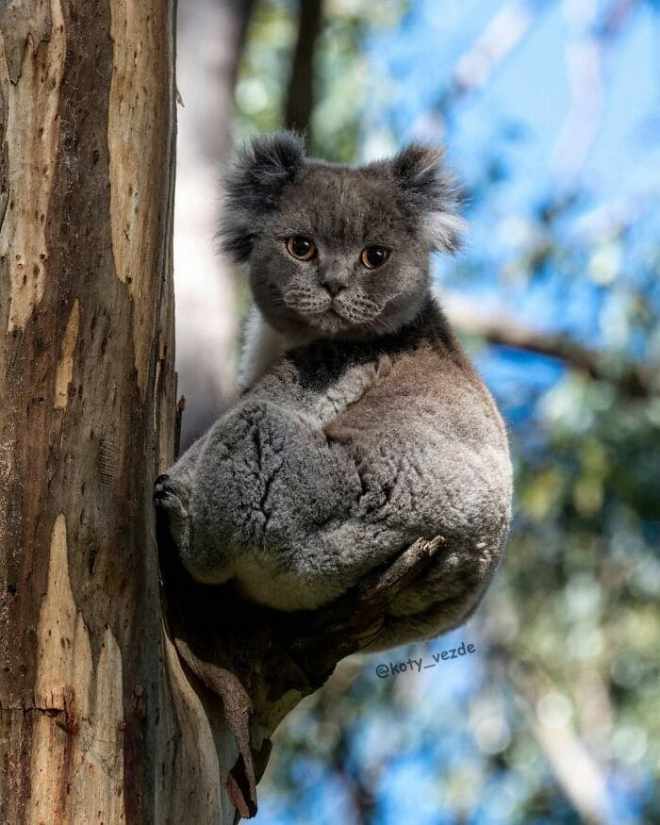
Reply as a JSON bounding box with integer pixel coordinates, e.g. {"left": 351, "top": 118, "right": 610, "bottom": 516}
{"left": 0, "top": 2, "right": 241, "bottom": 822}
{"left": 174, "top": 0, "right": 257, "bottom": 449}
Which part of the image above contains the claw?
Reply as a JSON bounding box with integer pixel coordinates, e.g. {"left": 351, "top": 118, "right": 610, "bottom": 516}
{"left": 153, "top": 473, "right": 171, "bottom": 505}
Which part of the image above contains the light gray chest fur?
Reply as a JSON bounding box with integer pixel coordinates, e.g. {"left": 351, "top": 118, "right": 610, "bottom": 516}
{"left": 238, "top": 306, "right": 308, "bottom": 392}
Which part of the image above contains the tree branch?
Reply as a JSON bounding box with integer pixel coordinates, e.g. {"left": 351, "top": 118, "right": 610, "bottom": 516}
{"left": 506, "top": 657, "right": 616, "bottom": 825}
{"left": 446, "top": 0, "right": 550, "bottom": 102}
{"left": 284, "top": 535, "right": 446, "bottom": 674}
{"left": 284, "top": 0, "right": 324, "bottom": 136}
{"left": 444, "top": 297, "right": 655, "bottom": 399}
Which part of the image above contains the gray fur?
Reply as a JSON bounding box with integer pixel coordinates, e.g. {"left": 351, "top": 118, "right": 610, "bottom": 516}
{"left": 155, "top": 133, "right": 512, "bottom": 651}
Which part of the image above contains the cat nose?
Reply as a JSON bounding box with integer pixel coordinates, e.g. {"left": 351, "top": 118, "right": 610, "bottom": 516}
{"left": 320, "top": 272, "right": 347, "bottom": 296}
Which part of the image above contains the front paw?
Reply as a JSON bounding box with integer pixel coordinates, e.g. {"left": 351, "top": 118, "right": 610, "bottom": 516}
{"left": 154, "top": 474, "right": 191, "bottom": 551}
{"left": 154, "top": 473, "right": 190, "bottom": 512}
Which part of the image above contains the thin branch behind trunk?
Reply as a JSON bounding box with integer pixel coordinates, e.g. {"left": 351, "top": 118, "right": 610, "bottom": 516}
{"left": 284, "top": 0, "right": 324, "bottom": 137}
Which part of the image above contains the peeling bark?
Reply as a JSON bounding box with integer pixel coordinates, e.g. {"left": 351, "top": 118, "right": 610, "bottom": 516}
{"left": 0, "top": 2, "right": 245, "bottom": 823}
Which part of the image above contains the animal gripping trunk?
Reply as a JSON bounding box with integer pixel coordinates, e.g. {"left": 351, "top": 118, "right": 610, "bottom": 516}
{"left": 0, "top": 3, "right": 245, "bottom": 823}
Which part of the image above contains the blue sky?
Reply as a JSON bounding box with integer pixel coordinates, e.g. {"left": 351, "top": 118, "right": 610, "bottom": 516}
{"left": 364, "top": 0, "right": 660, "bottom": 334}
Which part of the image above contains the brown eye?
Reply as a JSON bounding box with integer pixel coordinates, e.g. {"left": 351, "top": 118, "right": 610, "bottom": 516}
{"left": 360, "top": 245, "right": 390, "bottom": 270}
{"left": 286, "top": 236, "right": 316, "bottom": 261}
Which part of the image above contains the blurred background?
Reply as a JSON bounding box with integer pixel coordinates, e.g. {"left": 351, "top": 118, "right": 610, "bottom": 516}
{"left": 173, "top": 1, "right": 660, "bottom": 822}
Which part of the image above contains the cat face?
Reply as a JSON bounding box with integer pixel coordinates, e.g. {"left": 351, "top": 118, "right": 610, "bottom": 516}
{"left": 220, "top": 133, "right": 463, "bottom": 340}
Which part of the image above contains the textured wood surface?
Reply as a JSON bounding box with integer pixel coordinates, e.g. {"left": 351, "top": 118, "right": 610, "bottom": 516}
{"left": 0, "top": 3, "right": 239, "bottom": 823}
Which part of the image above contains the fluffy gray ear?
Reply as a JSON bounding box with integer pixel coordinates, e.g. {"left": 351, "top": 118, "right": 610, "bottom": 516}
{"left": 391, "top": 144, "right": 465, "bottom": 252}
{"left": 220, "top": 132, "right": 306, "bottom": 262}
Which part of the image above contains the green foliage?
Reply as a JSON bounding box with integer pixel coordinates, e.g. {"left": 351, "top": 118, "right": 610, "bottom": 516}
{"left": 235, "top": 0, "right": 408, "bottom": 161}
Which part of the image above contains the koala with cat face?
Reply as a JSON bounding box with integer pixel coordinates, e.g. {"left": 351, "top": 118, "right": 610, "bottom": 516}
{"left": 155, "top": 133, "right": 512, "bottom": 651}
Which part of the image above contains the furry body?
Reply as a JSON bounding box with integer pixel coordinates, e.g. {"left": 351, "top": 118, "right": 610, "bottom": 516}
{"left": 155, "top": 134, "right": 512, "bottom": 650}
